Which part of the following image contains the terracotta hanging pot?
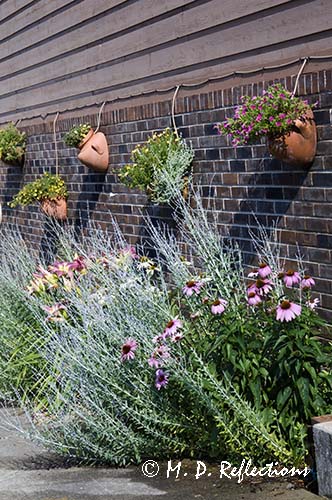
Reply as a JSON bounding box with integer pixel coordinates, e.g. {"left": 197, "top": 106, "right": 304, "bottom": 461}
{"left": 77, "top": 130, "right": 109, "bottom": 172}
{"left": 268, "top": 109, "right": 316, "bottom": 166}
{"left": 41, "top": 197, "right": 67, "bottom": 220}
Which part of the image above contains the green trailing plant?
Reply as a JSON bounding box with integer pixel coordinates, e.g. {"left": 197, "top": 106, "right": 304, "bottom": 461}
{"left": 0, "top": 122, "right": 26, "bottom": 163}
{"left": 9, "top": 172, "right": 68, "bottom": 208}
{"left": 64, "top": 123, "right": 92, "bottom": 148}
{"left": 118, "top": 128, "right": 194, "bottom": 204}
{"left": 217, "top": 83, "right": 315, "bottom": 146}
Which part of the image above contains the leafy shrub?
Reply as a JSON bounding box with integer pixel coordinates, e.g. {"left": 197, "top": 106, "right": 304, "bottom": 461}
{"left": 118, "top": 128, "right": 194, "bottom": 204}
{"left": 64, "top": 124, "right": 92, "bottom": 148}
{"left": 0, "top": 123, "right": 26, "bottom": 163}
{"left": 217, "top": 83, "right": 315, "bottom": 146}
{"left": 9, "top": 173, "right": 68, "bottom": 208}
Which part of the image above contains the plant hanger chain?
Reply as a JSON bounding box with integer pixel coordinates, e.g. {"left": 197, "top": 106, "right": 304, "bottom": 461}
{"left": 53, "top": 112, "right": 59, "bottom": 176}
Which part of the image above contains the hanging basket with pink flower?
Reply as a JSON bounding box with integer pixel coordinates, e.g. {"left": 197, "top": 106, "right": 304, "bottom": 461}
{"left": 217, "top": 83, "right": 317, "bottom": 167}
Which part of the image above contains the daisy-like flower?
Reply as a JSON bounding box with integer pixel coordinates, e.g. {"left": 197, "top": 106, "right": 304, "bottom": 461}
{"left": 276, "top": 300, "right": 302, "bottom": 322}
{"left": 171, "top": 331, "right": 184, "bottom": 342}
{"left": 182, "top": 280, "right": 203, "bottom": 297}
{"left": 155, "top": 369, "right": 169, "bottom": 390}
{"left": 306, "top": 298, "right": 320, "bottom": 310}
{"left": 283, "top": 270, "right": 301, "bottom": 288}
{"left": 164, "top": 317, "right": 182, "bottom": 336}
{"left": 121, "top": 339, "right": 138, "bottom": 362}
{"left": 301, "top": 275, "right": 315, "bottom": 289}
{"left": 247, "top": 291, "right": 262, "bottom": 306}
{"left": 211, "top": 298, "right": 228, "bottom": 315}
{"left": 148, "top": 345, "right": 170, "bottom": 368}
{"left": 248, "top": 278, "right": 273, "bottom": 296}
{"left": 257, "top": 262, "right": 272, "bottom": 279}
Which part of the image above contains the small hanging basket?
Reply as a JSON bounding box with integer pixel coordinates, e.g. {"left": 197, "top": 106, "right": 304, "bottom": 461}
{"left": 268, "top": 109, "right": 317, "bottom": 167}
{"left": 40, "top": 197, "right": 67, "bottom": 220}
{"left": 77, "top": 130, "right": 109, "bottom": 172}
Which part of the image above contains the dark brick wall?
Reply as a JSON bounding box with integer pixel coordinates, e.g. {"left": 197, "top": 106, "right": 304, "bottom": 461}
{"left": 1, "top": 69, "right": 331, "bottom": 319}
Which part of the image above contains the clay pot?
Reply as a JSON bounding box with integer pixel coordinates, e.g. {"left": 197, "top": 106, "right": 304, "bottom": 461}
{"left": 268, "top": 109, "right": 316, "bottom": 166}
{"left": 77, "top": 130, "right": 109, "bottom": 172}
{"left": 41, "top": 198, "right": 67, "bottom": 220}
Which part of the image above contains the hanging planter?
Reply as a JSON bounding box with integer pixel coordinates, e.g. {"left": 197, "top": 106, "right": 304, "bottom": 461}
{"left": 118, "top": 128, "right": 194, "bottom": 204}
{"left": 8, "top": 172, "right": 68, "bottom": 221}
{"left": 0, "top": 122, "right": 26, "bottom": 165}
{"left": 217, "top": 83, "right": 317, "bottom": 167}
{"left": 64, "top": 118, "right": 109, "bottom": 173}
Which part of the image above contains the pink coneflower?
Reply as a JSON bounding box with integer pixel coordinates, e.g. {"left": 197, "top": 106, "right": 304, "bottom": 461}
{"left": 257, "top": 262, "right": 272, "bottom": 279}
{"left": 301, "top": 275, "right": 315, "bottom": 289}
{"left": 248, "top": 271, "right": 258, "bottom": 278}
{"left": 155, "top": 369, "right": 169, "bottom": 390}
{"left": 121, "top": 339, "right": 138, "bottom": 362}
{"left": 283, "top": 270, "right": 301, "bottom": 288}
{"left": 306, "top": 298, "right": 319, "bottom": 310}
{"left": 148, "top": 345, "right": 170, "bottom": 368}
{"left": 247, "top": 291, "right": 262, "bottom": 306}
{"left": 249, "top": 278, "right": 273, "bottom": 296}
{"left": 276, "top": 301, "right": 302, "bottom": 322}
{"left": 171, "top": 331, "right": 184, "bottom": 342}
{"left": 164, "top": 317, "right": 182, "bottom": 336}
{"left": 211, "top": 298, "right": 228, "bottom": 315}
{"left": 182, "top": 280, "right": 203, "bottom": 297}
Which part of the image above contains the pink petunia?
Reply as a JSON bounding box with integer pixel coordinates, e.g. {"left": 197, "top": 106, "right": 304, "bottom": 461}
{"left": 283, "top": 270, "right": 301, "bottom": 288}
{"left": 182, "top": 280, "right": 203, "bottom": 297}
{"left": 301, "top": 275, "right": 315, "bottom": 289}
{"left": 247, "top": 291, "right": 262, "bottom": 306}
{"left": 211, "top": 298, "right": 228, "bottom": 315}
{"left": 276, "top": 301, "right": 302, "bottom": 322}
{"left": 257, "top": 262, "right": 272, "bottom": 279}
{"left": 121, "top": 339, "right": 138, "bottom": 362}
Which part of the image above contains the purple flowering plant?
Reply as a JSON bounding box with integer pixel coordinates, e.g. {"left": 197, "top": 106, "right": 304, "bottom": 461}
{"left": 217, "top": 83, "right": 315, "bottom": 146}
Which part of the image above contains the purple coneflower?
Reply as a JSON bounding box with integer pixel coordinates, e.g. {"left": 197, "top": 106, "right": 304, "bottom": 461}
{"left": 301, "top": 275, "right": 315, "bottom": 289}
{"left": 283, "top": 270, "right": 301, "bottom": 288}
{"left": 155, "top": 369, "right": 169, "bottom": 390}
{"left": 171, "top": 331, "right": 184, "bottom": 342}
{"left": 182, "top": 280, "right": 203, "bottom": 297}
{"left": 257, "top": 262, "right": 272, "bottom": 279}
{"left": 276, "top": 300, "right": 301, "bottom": 322}
{"left": 247, "top": 291, "right": 262, "bottom": 306}
{"left": 148, "top": 345, "right": 170, "bottom": 368}
{"left": 249, "top": 278, "right": 273, "bottom": 296}
{"left": 164, "top": 317, "right": 182, "bottom": 336}
{"left": 121, "top": 339, "right": 138, "bottom": 362}
{"left": 211, "top": 298, "right": 228, "bottom": 315}
{"left": 248, "top": 270, "right": 258, "bottom": 278}
{"left": 306, "top": 298, "right": 319, "bottom": 310}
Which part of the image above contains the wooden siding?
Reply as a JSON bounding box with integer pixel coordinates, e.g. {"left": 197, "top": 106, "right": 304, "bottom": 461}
{"left": 0, "top": 0, "right": 331, "bottom": 123}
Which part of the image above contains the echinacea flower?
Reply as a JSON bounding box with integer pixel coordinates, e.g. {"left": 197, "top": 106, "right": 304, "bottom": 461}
{"left": 276, "top": 300, "right": 301, "bottom": 322}
{"left": 211, "top": 298, "right": 228, "bottom": 315}
{"left": 283, "top": 270, "right": 301, "bottom": 288}
{"left": 301, "top": 275, "right": 315, "bottom": 289}
{"left": 248, "top": 278, "right": 273, "bottom": 296}
{"left": 248, "top": 271, "right": 258, "bottom": 278}
{"left": 155, "top": 369, "right": 169, "bottom": 390}
{"left": 247, "top": 291, "right": 262, "bottom": 306}
{"left": 257, "top": 262, "right": 272, "bottom": 279}
{"left": 182, "top": 280, "right": 203, "bottom": 297}
{"left": 164, "top": 317, "right": 182, "bottom": 336}
{"left": 148, "top": 345, "right": 170, "bottom": 368}
{"left": 171, "top": 331, "right": 184, "bottom": 342}
{"left": 306, "top": 298, "right": 319, "bottom": 310}
{"left": 121, "top": 339, "right": 138, "bottom": 362}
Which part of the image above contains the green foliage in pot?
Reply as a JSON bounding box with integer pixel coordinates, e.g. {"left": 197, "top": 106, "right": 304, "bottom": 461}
{"left": 0, "top": 122, "right": 26, "bottom": 163}
{"left": 9, "top": 172, "right": 68, "bottom": 208}
{"left": 217, "top": 83, "right": 316, "bottom": 146}
{"left": 64, "top": 123, "right": 92, "bottom": 148}
{"left": 118, "top": 128, "right": 194, "bottom": 204}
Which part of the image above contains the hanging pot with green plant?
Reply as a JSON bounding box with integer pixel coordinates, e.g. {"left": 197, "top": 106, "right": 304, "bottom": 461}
{"left": 118, "top": 128, "right": 194, "bottom": 204}
{"left": 9, "top": 172, "right": 68, "bottom": 220}
{"left": 217, "top": 83, "right": 317, "bottom": 167}
{"left": 64, "top": 123, "right": 109, "bottom": 173}
{"left": 0, "top": 122, "right": 26, "bottom": 165}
